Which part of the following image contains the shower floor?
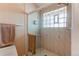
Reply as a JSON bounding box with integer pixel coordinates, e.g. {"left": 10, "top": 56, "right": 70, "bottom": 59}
{"left": 33, "top": 48, "right": 58, "bottom": 56}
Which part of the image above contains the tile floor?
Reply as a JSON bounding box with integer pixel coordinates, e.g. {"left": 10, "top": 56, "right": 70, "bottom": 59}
{"left": 0, "top": 46, "right": 58, "bottom": 56}
{"left": 28, "top": 48, "right": 58, "bottom": 56}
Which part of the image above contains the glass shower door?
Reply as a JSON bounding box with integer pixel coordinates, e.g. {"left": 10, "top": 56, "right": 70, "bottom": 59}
{"left": 28, "top": 12, "right": 41, "bottom": 56}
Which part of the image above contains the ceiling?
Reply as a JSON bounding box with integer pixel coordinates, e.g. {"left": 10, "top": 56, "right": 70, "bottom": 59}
{"left": 0, "top": 3, "right": 67, "bottom": 14}
{"left": 34, "top": 3, "right": 52, "bottom": 8}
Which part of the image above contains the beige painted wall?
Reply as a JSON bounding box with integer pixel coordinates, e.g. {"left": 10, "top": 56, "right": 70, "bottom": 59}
{"left": 71, "top": 3, "right": 79, "bottom": 56}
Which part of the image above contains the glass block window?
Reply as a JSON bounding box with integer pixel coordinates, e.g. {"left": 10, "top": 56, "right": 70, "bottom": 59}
{"left": 43, "top": 6, "right": 67, "bottom": 28}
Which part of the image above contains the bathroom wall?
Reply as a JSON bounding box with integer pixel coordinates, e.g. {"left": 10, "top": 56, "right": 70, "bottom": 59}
{"left": 25, "top": 3, "right": 37, "bottom": 14}
{"left": 40, "top": 4, "right": 71, "bottom": 56}
{"left": 71, "top": 3, "right": 79, "bottom": 56}
{"left": 26, "top": 3, "right": 41, "bottom": 49}
{"left": 28, "top": 12, "right": 39, "bottom": 35}
{"left": 28, "top": 12, "right": 41, "bottom": 49}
